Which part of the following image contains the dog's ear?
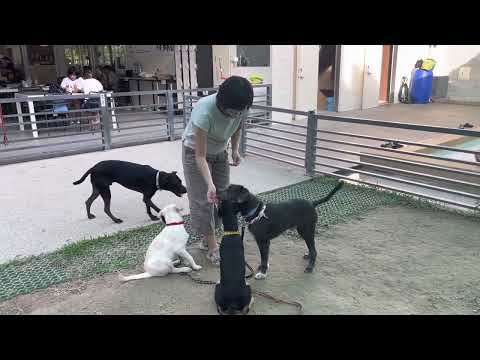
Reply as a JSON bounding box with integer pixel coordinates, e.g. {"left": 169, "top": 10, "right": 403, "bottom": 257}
{"left": 237, "top": 186, "right": 250, "bottom": 203}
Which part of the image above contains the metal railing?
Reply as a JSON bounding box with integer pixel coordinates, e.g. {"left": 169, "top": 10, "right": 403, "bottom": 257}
{"left": 232, "top": 104, "right": 479, "bottom": 213}
{"left": 0, "top": 84, "right": 272, "bottom": 165}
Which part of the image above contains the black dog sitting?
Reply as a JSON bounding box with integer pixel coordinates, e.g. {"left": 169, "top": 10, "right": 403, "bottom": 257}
{"left": 73, "top": 160, "right": 187, "bottom": 223}
{"left": 215, "top": 199, "right": 253, "bottom": 315}
{"left": 220, "top": 181, "right": 344, "bottom": 279}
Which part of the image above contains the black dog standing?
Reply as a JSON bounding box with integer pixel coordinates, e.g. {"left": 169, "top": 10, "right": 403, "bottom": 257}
{"left": 73, "top": 160, "right": 187, "bottom": 223}
{"left": 221, "top": 182, "right": 344, "bottom": 279}
{"left": 215, "top": 199, "right": 253, "bottom": 315}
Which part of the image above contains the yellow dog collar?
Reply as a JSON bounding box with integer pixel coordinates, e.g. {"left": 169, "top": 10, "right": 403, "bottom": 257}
{"left": 223, "top": 231, "right": 241, "bottom": 236}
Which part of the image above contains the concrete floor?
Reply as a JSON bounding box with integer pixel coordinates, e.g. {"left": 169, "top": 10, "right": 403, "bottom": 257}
{"left": 0, "top": 140, "right": 307, "bottom": 264}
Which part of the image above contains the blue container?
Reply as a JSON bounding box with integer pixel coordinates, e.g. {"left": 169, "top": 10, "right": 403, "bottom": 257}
{"left": 326, "top": 97, "right": 334, "bottom": 111}
{"left": 410, "top": 69, "right": 433, "bottom": 104}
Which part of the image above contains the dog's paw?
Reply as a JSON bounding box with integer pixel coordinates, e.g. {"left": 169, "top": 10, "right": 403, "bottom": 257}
{"left": 114, "top": 218, "right": 123, "bottom": 224}
{"left": 192, "top": 264, "right": 202, "bottom": 271}
{"left": 254, "top": 272, "right": 267, "bottom": 280}
{"left": 88, "top": 214, "right": 96, "bottom": 219}
{"left": 304, "top": 267, "right": 314, "bottom": 273}
{"left": 150, "top": 216, "right": 159, "bottom": 221}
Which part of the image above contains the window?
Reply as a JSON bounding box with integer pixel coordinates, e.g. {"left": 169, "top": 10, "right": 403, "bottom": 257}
{"left": 64, "top": 45, "right": 90, "bottom": 69}
{"left": 236, "top": 45, "right": 270, "bottom": 67}
{"left": 95, "top": 45, "right": 127, "bottom": 70}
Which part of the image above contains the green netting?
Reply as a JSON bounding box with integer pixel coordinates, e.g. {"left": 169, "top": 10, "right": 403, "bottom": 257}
{"left": 0, "top": 176, "right": 462, "bottom": 302}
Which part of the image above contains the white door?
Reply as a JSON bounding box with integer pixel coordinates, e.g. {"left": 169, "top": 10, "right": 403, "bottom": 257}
{"left": 361, "top": 45, "right": 383, "bottom": 109}
{"left": 295, "top": 45, "right": 320, "bottom": 113}
{"left": 212, "top": 45, "right": 231, "bottom": 86}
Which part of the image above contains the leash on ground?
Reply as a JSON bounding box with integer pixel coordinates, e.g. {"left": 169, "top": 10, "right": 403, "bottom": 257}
{"left": 180, "top": 226, "right": 304, "bottom": 315}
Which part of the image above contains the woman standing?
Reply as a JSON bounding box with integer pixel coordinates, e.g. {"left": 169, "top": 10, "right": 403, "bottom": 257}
{"left": 182, "top": 76, "right": 253, "bottom": 266}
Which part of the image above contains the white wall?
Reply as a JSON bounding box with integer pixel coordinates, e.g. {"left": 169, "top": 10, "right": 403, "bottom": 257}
{"left": 392, "top": 45, "right": 480, "bottom": 103}
{"left": 337, "top": 45, "right": 366, "bottom": 112}
{"left": 270, "top": 45, "right": 295, "bottom": 121}
{"left": 428, "top": 45, "right": 480, "bottom": 76}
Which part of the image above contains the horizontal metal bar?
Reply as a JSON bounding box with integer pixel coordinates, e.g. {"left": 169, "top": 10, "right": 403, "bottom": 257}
{"left": 3, "top": 107, "right": 100, "bottom": 119}
{"left": 247, "top": 144, "right": 305, "bottom": 161}
{"left": 246, "top": 137, "right": 305, "bottom": 153}
{"left": 114, "top": 110, "right": 168, "bottom": 117}
{"left": 111, "top": 129, "right": 168, "bottom": 140}
{"left": 313, "top": 169, "right": 479, "bottom": 211}
{"left": 316, "top": 137, "right": 480, "bottom": 167}
{"left": 251, "top": 104, "right": 309, "bottom": 116}
{"left": 314, "top": 160, "right": 480, "bottom": 200}
{"left": 317, "top": 129, "right": 480, "bottom": 155}
{"left": 316, "top": 113, "right": 480, "bottom": 137}
{"left": 111, "top": 123, "right": 167, "bottom": 133}
{"left": 246, "top": 130, "right": 307, "bottom": 145}
{"left": 0, "top": 93, "right": 100, "bottom": 104}
{"left": 314, "top": 152, "right": 480, "bottom": 189}
{"left": 109, "top": 103, "right": 160, "bottom": 111}
{"left": 5, "top": 129, "right": 102, "bottom": 144}
{"left": 0, "top": 136, "right": 102, "bottom": 153}
{"left": 110, "top": 84, "right": 270, "bottom": 98}
{"left": 114, "top": 118, "right": 167, "bottom": 126}
{"left": 245, "top": 150, "right": 305, "bottom": 169}
{"left": 315, "top": 144, "right": 480, "bottom": 181}
{"left": 247, "top": 123, "right": 307, "bottom": 137}
{"left": 5, "top": 115, "right": 96, "bottom": 128}
{"left": 247, "top": 117, "right": 307, "bottom": 129}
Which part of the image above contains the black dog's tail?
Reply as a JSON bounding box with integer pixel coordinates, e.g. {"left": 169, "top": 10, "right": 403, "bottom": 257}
{"left": 73, "top": 167, "right": 94, "bottom": 185}
{"left": 311, "top": 181, "right": 344, "bottom": 207}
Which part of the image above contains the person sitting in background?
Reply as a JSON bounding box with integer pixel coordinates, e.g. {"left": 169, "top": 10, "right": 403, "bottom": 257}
{"left": 81, "top": 69, "right": 103, "bottom": 130}
{"left": 101, "top": 65, "right": 119, "bottom": 92}
{"left": 61, "top": 66, "right": 83, "bottom": 93}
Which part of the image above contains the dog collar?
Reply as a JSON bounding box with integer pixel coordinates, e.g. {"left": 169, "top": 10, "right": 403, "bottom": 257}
{"left": 166, "top": 221, "right": 185, "bottom": 226}
{"left": 156, "top": 171, "right": 160, "bottom": 190}
{"left": 223, "top": 230, "right": 241, "bottom": 236}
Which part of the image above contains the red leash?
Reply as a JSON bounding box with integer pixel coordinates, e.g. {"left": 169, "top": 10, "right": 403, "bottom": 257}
{"left": 0, "top": 104, "right": 8, "bottom": 145}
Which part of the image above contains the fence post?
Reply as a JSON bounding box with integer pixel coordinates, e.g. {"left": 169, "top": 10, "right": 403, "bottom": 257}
{"left": 99, "top": 93, "right": 112, "bottom": 150}
{"left": 239, "top": 118, "right": 247, "bottom": 157}
{"left": 305, "top": 110, "right": 317, "bottom": 177}
{"left": 266, "top": 84, "right": 272, "bottom": 124}
{"left": 182, "top": 93, "right": 189, "bottom": 128}
{"left": 167, "top": 90, "right": 175, "bottom": 141}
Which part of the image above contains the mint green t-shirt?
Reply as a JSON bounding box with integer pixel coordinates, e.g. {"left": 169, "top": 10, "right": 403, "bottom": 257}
{"left": 182, "top": 93, "right": 246, "bottom": 155}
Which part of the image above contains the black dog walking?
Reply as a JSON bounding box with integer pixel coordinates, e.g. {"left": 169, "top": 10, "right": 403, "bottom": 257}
{"left": 221, "top": 181, "right": 344, "bottom": 279}
{"left": 73, "top": 160, "right": 187, "bottom": 223}
{"left": 215, "top": 199, "right": 253, "bottom": 315}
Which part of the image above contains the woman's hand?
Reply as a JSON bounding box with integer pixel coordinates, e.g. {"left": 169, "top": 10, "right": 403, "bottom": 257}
{"left": 231, "top": 151, "right": 242, "bottom": 166}
{"left": 207, "top": 183, "right": 218, "bottom": 204}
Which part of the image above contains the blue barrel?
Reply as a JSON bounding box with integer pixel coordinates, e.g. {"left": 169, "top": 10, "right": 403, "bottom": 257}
{"left": 410, "top": 69, "right": 433, "bottom": 104}
{"left": 326, "top": 97, "right": 334, "bottom": 111}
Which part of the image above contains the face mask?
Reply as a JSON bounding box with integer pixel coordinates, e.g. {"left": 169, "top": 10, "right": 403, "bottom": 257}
{"left": 223, "top": 108, "right": 249, "bottom": 118}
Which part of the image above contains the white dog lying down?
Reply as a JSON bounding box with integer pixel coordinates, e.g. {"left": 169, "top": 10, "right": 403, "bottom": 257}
{"left": 118, "top": 204, "right": 202, "bottom": 282}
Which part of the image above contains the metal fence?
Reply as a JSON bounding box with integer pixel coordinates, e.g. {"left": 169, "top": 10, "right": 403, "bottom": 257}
{"left": 183, "top": 97, "right": 480, "bottom": 213}
{"left": 0, "top": 84, "right": 271, "bottom": 165}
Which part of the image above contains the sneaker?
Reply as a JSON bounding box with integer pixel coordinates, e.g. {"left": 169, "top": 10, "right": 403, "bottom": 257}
{"left": 206, "top": 248, "right": 221, "bottom": 267}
